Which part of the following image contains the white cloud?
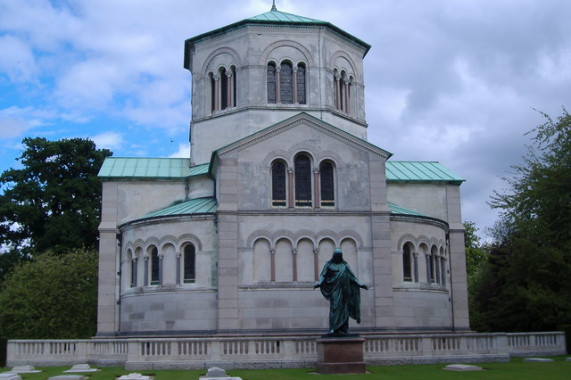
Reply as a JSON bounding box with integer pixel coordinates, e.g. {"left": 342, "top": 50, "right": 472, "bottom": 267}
{"left": 91, "top": 131, "right": 123, "bottom": 151}
{"left": 168, "top": 143, "right": 190, "bottom": 159}
{"left": 0, "top": 106, "right": 54, "bottom": 139}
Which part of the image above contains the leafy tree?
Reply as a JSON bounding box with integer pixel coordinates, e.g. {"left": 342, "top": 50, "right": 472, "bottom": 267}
{"left": 0, "top": 137, "right": 111, "bottom": 257}
{"left": 471, "top": 108, "right": 571, "bottom": 331}
{"left": 0, "top": 250, "right": 98, "bottom": 339}
{"left": 464, "top": 221, "right": 489, "bottom": 331}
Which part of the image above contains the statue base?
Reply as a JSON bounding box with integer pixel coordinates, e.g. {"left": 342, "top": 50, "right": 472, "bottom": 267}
{"left": 315, "top": 336, "right": 366, "bottom": 374}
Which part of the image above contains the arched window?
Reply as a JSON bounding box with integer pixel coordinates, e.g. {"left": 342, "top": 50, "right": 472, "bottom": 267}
{"left": 272, "top": 160, "right": 287, "bottom": 207}
{"left": 403, "top": 243, "right": 413, "bottom": 282}
{"left": 280, "top": 61, "right": 293, "bottom": 104}
{"left": 295, "top": 154, "right": 312, "bottom": 207}
{"left": 150, "top": 246, "right": 160, "bottom": 285}
{"left": 267, "top": 61, "right": 306, "bottom": 105}
{"left": 183, "top": 244, "right": 196, "bottom": 283}
{"left": 210, "top": 72, "right": 216, "bottom": 112}
{"left": 219, "top": 67, "right": 228, "bottom": 110}
{"left": 267, "top": 62, "right": 277, "bottom": 103}
{"left": 334, "top": 70, "right": 352, "bottom": 113}
{"left": 319, "top": 161, "right": 335, "bottom": 207}
{"left": 210, "top": 66, "right": 236, "bottom": 113}
{"left": 129, "top": 249, "right": 137, "bottom": 288}
{"left": 429, "top": 245, "right": 437, "bottom": 284}
{"left": 296, "top": 63, "right": 306, "bottom": 104}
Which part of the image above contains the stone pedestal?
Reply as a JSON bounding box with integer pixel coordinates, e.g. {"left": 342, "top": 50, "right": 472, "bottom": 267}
{"left": 316, "top": 337, "right": 366, "bottom": 374}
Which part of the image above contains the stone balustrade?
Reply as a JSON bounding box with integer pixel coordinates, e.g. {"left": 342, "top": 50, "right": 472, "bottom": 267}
{"left": 6, "top": 332, "right": 566, "bottom": 370}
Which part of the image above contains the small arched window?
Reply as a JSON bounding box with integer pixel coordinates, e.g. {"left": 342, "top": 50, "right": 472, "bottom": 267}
{"left": 150, "top": 246, "right": 160, "bottom": 286}
{"left": 295, "top": 154, "right": 312, "bottom": 207}
{"left": 183, "top": 244, "right": 196, "bottom": 283}
{"left": 272, "top": 160, "right": 287, "bottom": 207}
{"left": 319, "top": 161, "right": 335, "bottom": 207}
{"left": 210, "top": 66, "right": 236, "bottom": 113}
{"left": 128, "top": 249, "right": 137, "bottom": 288}
{"left": 296, "top": 63, "right": 306, "bottom": 104}
{"left": 280, "top": 61, "right": 293, "bottom": 104}
{"left": 334, "top": 70, "right": 352, "bottom": 113}
{"left": 430, "top": 245, "right": 437, "bottom": 284}
{"left": 403, "top": 243, "right": 413, "bottom": 282}
{"left": 210, "top": 72, "right": 216, "bottom": 112}
{"left": 267, "top": 62, "right": 277, "bottom": 103}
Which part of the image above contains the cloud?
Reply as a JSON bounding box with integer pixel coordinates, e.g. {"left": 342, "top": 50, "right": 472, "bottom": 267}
{"left": 0, "top": 36, "right": 38, "bottom": 83}
{"left": 91, "top": 131, "right": 124, "bottom": 151}
{"left": 0, "top": 106, "right": 54, "bottom": 139}
{"left": 168, "top": 143, "right": 190, "bottom": 159}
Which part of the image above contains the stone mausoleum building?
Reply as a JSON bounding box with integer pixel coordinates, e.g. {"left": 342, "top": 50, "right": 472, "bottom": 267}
{"left": 97, "top": 5, "right": 470, "bottom": 337}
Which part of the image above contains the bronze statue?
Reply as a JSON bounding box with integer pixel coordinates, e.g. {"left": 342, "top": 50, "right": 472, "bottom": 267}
{"left": 314, "top": 249, "right": 367, "bottom": 335}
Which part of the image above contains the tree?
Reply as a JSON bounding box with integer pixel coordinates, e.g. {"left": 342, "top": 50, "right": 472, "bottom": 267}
{"left": 471, "top": 108, "right": 571, "bottom": 331}
{"left": 464, "top": 221, "right": 489, "bottom": 331}
{"left": 0, "top": 250, "right": 98, "bottom": 339}
{"left": 0, "top": 137, "right": 111, "bottom": 257}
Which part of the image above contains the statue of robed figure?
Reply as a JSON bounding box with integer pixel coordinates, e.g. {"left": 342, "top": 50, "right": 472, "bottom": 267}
{"left": 314, "top": 249, "right": 368, "bottom": 335}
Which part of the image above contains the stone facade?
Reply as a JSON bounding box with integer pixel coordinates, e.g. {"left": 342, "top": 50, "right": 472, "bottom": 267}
{"left": 96, "top": 6, "right": 470, "bottom": 337}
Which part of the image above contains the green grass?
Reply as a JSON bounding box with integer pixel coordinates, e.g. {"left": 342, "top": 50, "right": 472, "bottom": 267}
{"left": 1, "top": 357, "right": 569, "bottom": 380}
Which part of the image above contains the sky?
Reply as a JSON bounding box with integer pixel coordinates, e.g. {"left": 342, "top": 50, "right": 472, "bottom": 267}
{"left": 1, "top": 0, "right": 570, "bottom": 241}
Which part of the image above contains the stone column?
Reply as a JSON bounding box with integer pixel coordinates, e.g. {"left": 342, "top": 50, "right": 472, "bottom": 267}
{"left": 97, "top": 182, "right": 119, "bottom": 336}
{"left": 288, "top": 169, "right": 294, "bottom": 208}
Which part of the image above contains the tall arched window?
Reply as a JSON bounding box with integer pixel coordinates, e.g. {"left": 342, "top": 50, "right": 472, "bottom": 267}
{"left": 267, "top": 62, "right": 277, "bottom": 103}
{"left": 403, "top": 243, "right": 413, "bottom": 282}
{"left": 296, "top": 63, "right": 306, "bottom": 104}
{"left": 210, "top": 72, "right": 216, "bottom": 112}
{"left": 319, "top": 161, "right": 335, "bottom": 207}
{"left": 429, "top": 245, "right": 437, "bottom": 284}
{"left": 183, "top": 244, "right": 196, "bottom": 283}
{"left": 150, "top": 246, "right": 160, "bottom": 285}
{"left": 210, "top": 66, "right": 236, "bottom": 113}
{"left": 272, "top": 160, "right": 287, "bottom": 207}
{"left": 334, "top": 70, "right": 352, "bottom": 113}
{"left": 295, "top": 154, "right": 312, "bottom": 207}
{"left": 280, "top": 61, "right": 293, "bottom": 104}
{"left": 129, "top": 249, "right": 137, "bottom": 288}
{"left": 219, "top": 67, "right": 228, "bottom": 110}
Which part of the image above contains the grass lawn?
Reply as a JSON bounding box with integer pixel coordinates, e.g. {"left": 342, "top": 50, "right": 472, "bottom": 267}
{"left": 1, "top": 357, "right": 569, "bottom": 380}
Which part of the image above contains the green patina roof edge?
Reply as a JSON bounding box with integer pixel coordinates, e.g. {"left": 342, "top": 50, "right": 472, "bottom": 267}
{"left": 98, "top": 158, "right": 209, "bottom": 180}
{"left": 184, "top": 8, "right": 371, "bottom": 68}
{"left": 388, "top": 202, "right": 427, "bottom": 217}
{"left": 386, "top": 161, "right": 465, "bottom": 184}
{"left": 124, "top": 197, "right": 426, "bottom": 224}
{"left": 99, "top": 158, "right": 463, "bottom": 184}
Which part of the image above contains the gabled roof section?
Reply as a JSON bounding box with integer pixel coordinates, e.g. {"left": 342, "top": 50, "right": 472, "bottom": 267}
{"left": 184, "top": 6, "right": 370, "bottom": 69}
{"left": 98, "top": 158, "right": 209, "bottom": 180}
{"left": 386, "top": 161, "right": 464, "bottom": 185}
{"left": 209, "top": 112, "right": 392, "bottom": 173}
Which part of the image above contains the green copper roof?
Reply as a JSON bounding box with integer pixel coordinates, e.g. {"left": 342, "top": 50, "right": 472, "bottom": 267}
{"left": 386, "top": 161, "right": 464, "bottom": 184}
{"left": 99, "top": 158, "right": 463, "bottom": 184}
{"left": 388, "top": 202, "right": 427, "bottom": 217}
{"left": 184, "top": 6, "right": 370, "bottom": 65}
{"left": 247, "top": 8, "right": 325, "bottom": 23}
{"left": 98, "top": 158, "right": 208, "bottom": 179}
{"left": 143, "top": 197, "right": 217, "bottom": 219}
